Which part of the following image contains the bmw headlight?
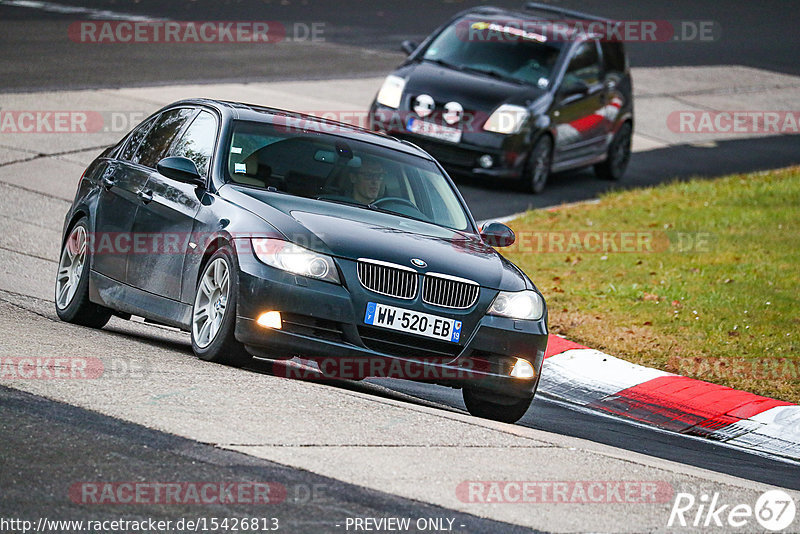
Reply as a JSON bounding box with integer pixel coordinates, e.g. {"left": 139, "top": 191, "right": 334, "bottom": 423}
{"left": 251, "top": 238, "right": 340, "bottom": 284}
{"left": 376, "top": 75, "right": 406, "bottom": 109}
{"left": 483, "top": 104, "right": 529, "bottom": 134}
{"left": 487, "top": 290, "right": 544, "bottom": 320}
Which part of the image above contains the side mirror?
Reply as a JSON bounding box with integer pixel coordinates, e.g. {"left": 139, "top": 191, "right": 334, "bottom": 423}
{"left": 480, "top": 222, "right": 516, "bottom": 247}
{"left": 156, "top": 156, "right": 205, "bottom": 187}
{"left": 400, "top": 40, "right": 418, "bottom": 56}
{"left": 560, "top": 79, "right": 589, "bottom": 98}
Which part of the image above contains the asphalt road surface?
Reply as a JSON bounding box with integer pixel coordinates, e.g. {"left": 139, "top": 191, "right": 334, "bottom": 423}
{"left": 0, "top": 385, "right": 535, "bottom": 533}
{"left": 2, "top": 0, "right": 798, "bottom": 222}
{"left": 1, "top": 0, "right": 797, "bottom": 93}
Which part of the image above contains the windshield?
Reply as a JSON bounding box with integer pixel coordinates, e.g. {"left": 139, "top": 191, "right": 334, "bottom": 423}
{"left": 225, "top": 120, "right": 472, "bottom": 231}
{"left": 423, "top": 17, "right": 563, "bottom": 87}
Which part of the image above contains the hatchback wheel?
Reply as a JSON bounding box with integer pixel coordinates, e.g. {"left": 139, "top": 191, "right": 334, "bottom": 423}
{"left": 462, "top": 388, "right": 533, "bottom": 424}
{"left": 191, "top": 248, "right": 251, "bottom": 366}
{"left": 523, "top": 135, "right": 553, "bottom": 194}
{"left": 595, "top": 121, "right": 632, "bottom": 181}
{"left": 55, "top": 217, "right": 112, "bottom": 328}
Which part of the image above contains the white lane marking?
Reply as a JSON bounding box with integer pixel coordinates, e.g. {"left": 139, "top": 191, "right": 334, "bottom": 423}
{"left": 0, "top": 0, "right": 165, "bottom": 21}
{"left": 541, "top": 348, "right": 671, "bottom": 405}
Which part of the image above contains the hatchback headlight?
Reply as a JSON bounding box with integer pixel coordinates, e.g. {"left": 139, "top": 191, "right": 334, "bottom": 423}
{"left": 487, "top": 290, "right": 544, "bottom": 320}
{"left": 483, "top": 104, "right": 529, "bottom": 134}
{"left": 376, "top": 75, "right": 406, "bottom": 109}
{"left": 251, "top": 238, "right": 340, "bottom": 284}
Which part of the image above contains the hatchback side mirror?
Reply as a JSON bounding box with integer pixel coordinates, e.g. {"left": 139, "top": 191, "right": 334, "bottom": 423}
{"left": 156, "top": 156, "right": 205, "bottom": 187}
{"left": 401, "top": 40, "right": 418, "bottom": 56}
{"left": 480, "top": 222, "right": 516, "bottom": 247}
{"left": 560, "top": 79, "right": 589, "bottom": 97}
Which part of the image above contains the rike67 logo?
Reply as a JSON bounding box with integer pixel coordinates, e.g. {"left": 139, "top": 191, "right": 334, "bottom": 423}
{"left": 668, "top": 489, "right": 796, "bottom": 531}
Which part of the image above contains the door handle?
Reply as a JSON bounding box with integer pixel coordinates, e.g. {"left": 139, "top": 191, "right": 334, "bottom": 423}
{"left": 137, "top": 189, "right": 153, "bottom": 204}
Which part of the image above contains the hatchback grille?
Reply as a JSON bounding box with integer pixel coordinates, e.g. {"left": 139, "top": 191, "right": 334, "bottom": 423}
{"left": 422, "top": 273, "right": 480, "bottom": 309}
{"left": 357, "top": 259, "right": 418, "bottom": 300}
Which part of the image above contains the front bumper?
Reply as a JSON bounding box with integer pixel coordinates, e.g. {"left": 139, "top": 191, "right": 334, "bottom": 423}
{"left": 233, "top": 248, "right": 548, "bottom": 400}
{"left": 370, "top": 105, "right": 529, "bottom": 180}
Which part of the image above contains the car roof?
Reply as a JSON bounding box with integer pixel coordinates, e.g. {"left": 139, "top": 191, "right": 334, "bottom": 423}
{"left": 165, "top": 98, "right": 433, "bottom": 159}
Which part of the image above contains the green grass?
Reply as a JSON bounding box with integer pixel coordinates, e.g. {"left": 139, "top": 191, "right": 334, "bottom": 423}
{"left": 505, "top": 166, "right": 800, "bottom": 402}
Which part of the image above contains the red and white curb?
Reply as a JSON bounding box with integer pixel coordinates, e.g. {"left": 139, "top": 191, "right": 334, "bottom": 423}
{"left": 540, "top": 335, "right": 800, "bottom": 462}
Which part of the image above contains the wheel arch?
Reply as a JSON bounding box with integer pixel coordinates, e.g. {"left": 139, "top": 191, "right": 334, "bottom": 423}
{"left": 196, "top": 235, "right": 235, "bottom": 289}
{"left": 526, "top": 131, "right": 555, "bottom": 168}
{"left": 62, "top": 208, "right": 91, "bottom": 247}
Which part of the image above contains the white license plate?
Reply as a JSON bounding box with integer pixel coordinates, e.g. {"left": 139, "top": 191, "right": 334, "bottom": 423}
{"left": 406, "top": 117, "right": 462, "bottom": 143}
{"left": 364, "top": 302, "right": 462, "bottom": 343}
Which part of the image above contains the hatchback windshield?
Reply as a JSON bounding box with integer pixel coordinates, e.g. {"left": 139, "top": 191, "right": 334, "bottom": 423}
{"left": 423, "top": 17, "right": 564, "bottom": 87}
{"left": 226, "top": 120, "right": 471, "bottom": 231}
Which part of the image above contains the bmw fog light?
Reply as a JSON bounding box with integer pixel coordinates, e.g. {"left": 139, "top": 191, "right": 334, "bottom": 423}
{"left": 510, "top": 358, "right": 535, "bottom": 379}
{"left": 478, "top": 154, "right": 494, "bottom": 169}
{"left": 257, "top": 311, "right": 282, "bottom": 329}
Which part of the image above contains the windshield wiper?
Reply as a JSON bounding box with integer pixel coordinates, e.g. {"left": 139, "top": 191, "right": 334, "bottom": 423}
{"left": 368, "top": 204, "right": 433, "bottom": 225}
{"left": 315, "top": 197, "right": 373, "bottom": 210}
{"left": 316, "top": 196, "right": 432, "bottom": 225}
{"left": 459, "top": 65, "right": 525, "bottom": 84}
{"left": 423, "top": 57, "right": 462, "bottom": 71}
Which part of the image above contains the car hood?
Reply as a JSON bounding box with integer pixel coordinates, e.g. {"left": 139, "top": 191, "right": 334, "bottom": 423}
{"left": 399, "top": 61, "right": 544, "bottom": 113}
{"left": 222, "top": 185, "right": 528, "bottom": 291}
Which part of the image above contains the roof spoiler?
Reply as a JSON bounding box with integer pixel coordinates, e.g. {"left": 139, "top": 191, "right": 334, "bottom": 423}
{"left": 522, "top": 2, "right": 612, "bottom": 23}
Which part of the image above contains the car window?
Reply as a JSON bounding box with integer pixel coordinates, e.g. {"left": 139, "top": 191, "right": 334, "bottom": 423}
{"left": 600, "top": 41, "right": 626, "bottom": 74}
{"left": 226, "top": 120, "right": 470, "bottom": 231}
{"left": 120, "top": 116, "right": 156, "bottom": 162}
{"left": 564, "top": 41, "right": 601, "bottom": 85}
{"left": 422, "top": 18, "right": 563, "bottom": 87}
{"left": 169, "top": 110, "right": 217, "bottom": 177}
{"left": 132, "top": 108, "right": 195, "bottom": 168}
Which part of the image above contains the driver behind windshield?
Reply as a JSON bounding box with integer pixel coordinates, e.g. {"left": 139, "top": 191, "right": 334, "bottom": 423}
{"left": 347, "top": 158, "right": 386, "bottom": 204}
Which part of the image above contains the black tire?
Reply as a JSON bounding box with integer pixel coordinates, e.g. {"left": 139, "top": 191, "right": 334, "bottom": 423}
{"left": 522, "top": 135, "right": 553, "bottom": 194}
{"left": 54, "top": 216, "right": 113, "bottom": 328}
{"left": 462, "top": 388, "right": 534, "bottom": 424}
{"left": 191, "top": 247, "right": 251, "bottom": 367}
{"left": 595, "top": 121, "right": 632, "bottom": 181}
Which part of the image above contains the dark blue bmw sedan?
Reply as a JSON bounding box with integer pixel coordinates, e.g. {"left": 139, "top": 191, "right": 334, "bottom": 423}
{"left": 55, "top": 99, "right": 548, "bottom": 423}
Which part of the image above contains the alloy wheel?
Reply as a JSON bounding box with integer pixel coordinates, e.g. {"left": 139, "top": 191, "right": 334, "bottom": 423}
{"left": 192, "top": 257, "right": 231, "bottom": 348}
{"left": 55, "top": 225, "right": 87, "bottom": 310}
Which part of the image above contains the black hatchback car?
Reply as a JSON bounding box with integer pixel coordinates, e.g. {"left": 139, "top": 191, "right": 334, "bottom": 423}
{"left": 55, "top": 99, "right": 548, "bottom": 423}
{"left": 369, "top": 2, "right": 633, "bottom": 193}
